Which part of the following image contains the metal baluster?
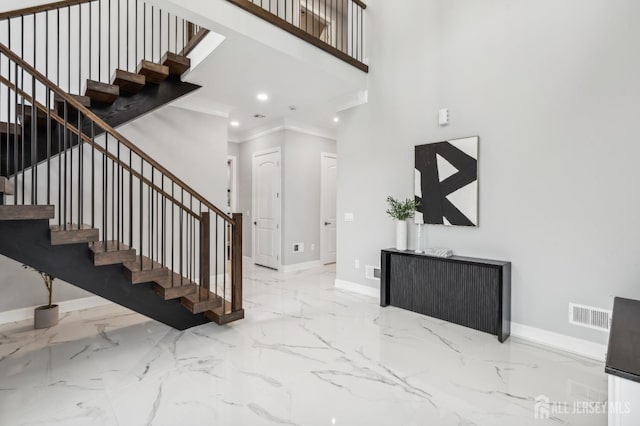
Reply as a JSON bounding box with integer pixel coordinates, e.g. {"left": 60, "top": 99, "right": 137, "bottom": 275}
{"left": 118, "top": 0, "right": 121, "bottom": 69}
{"left": 108, "top": 0, "right": 111, "bottom": 81}
{"left": 79, "top": 4, "right": 82, "bottom": 94}
{"left": 150, "top": 166, "right": 154, "bottom": 267}
{"left": 129, "top": 148, "right": 133, "bottom": 248}
{"left": 78, "top": 111, "right": 83, "bottom": 224}
{"left": 46, "top": 88, "right": 51, "bottom": 205}
{"left": 162, "top": 175, "right": 165, "bottom": 265}
{"left": 91, "top": 122, "right": 95, "bottom": 228}
{"left": 180, "top": 188, "right": 183, "bottom": 285}
{"left": 30, "top": 75, "right": 36, "bottom": 205}
{"left": 63, "top": 101, "right": 67, "bottom": 225}
{"left": 139, "top": 158, "right": 143, "bottom": 270}
{"left": 117, "top": 140, "right": 120, "bottom": 249}
{"left": 151, "top": 6, "right": 154, "bottom": 62}
{"left": 103, "top": 133, "right": 108, "bottom": 245}
{"left": 89, "top": 2, "right": 92, "bottom": 80}
{"left": 99, "top": 0, "right": 102, "bottom": 81}
{"left": 215, "top": 213, "right": 218, "bottom": 302}
{"left": 171, "top": 182, "right": 174, "bottom": 287}
{"left": 143, "top": 3, "right": 146, "bottom": 60}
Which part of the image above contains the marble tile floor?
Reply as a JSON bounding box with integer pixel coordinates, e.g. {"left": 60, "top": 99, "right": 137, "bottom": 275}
{"left": 0, "top": 264, "right": 607, "bottom": 426}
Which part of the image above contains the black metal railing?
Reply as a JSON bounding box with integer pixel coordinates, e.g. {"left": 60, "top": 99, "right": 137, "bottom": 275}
{"left": 226, "top": 0, "right": 367, "bottom": 72}
{"left": 0, "top": 0, "right": 206, "bottom": 97}
{"left": 0, "top": 42, "right": 242, "bottom": 321}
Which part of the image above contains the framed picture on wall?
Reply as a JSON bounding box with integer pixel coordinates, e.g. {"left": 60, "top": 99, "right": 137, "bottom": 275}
{"left": 414, "top": 136, "right": 479, "bottom": 227}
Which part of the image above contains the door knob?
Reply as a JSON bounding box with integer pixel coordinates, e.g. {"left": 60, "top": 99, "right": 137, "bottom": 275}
{"left": 254, "top": 221, "right": 257, "bottom": 226}
{"left": 324, "top": 222, "right": 331, "bottom": 226}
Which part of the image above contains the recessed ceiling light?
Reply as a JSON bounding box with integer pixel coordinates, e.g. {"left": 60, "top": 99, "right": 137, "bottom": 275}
{"left": 333, "top": 117, "right": 340, "bottom": 123}
{"left": 257, "top": 93, "right": 269, "bottom": 102}
{"left": 230, "top": 121, "right": 240, "bottom": 127}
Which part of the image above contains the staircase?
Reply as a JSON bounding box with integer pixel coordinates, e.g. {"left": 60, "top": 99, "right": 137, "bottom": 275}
{"left": 0, "top": 1, "right": 243, "bottom": 329}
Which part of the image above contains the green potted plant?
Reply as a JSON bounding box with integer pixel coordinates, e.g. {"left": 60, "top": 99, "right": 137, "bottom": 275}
{"left": 23, "top": 265, "right": 58, "bottom": 329}
{"left": 386, "top": 196, "right": 419, "bottom": 251}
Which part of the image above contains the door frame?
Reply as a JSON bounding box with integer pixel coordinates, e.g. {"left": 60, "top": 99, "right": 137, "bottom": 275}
{"left": 320, "top": 152, "right": 337, "bottom": 265}
{"left": 251, "top": 147, "right": 282, "bottom": 270}
{"left": 227, "top": 155, "right": 238, "bottom": 214}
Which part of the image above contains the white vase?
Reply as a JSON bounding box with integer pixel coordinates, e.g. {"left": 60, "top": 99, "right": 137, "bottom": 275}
{"left": 395, "top": 220, "right": 407, "bottom": 251}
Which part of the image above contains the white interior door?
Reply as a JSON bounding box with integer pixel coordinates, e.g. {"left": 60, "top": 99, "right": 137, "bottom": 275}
{"left": 252, "top": 149, "right": 281, "bottom": 270}
{"left": 321, "top": 153, "right": 337, "bottom": 264}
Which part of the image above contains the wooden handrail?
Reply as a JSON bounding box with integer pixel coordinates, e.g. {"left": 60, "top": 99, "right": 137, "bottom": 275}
{"left": 180, "top": 29, "right": 210, "bottom": 57}
{"left": 352, "top": 0, "right": 367, "bottom": 10}
{"left": 0, "top": 0, "right": 96, "bottom": 20}
{"left": 0, "top": 42, "right": 234, "bottom": 224}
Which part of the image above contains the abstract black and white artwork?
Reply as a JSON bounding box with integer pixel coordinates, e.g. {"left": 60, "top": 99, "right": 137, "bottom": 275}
{"left": 415, "top": 136, "right": 478, "bottom": 227}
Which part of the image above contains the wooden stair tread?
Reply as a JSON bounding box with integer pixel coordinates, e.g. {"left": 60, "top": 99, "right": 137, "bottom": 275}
{"left": 0, "top": 205, "right": 55, "bottom": 220}
{"left": 85, "top": 80, "right": 120, "bottom": 105}
{"left": 0, "top": 122, "right": 21, "bottom": 136}
{"left": 54, "top": 93, "right": 91, "bottom": 113}
{"left": 154, "top": 273, "right": 197, "bottom": 300}
{"left": 0, "top": 177, "right": 15, "bottom": 195}
{"left": 123, "top": 255, "right": 169, "bottom": 284}
{"left": 181, "top": 291, "right": 223, "bottom": 314}
{"left": 161, "top": 52, "right": 190, "bottom": 76}
{"left": 111, "top": 69, "right": 146, "bottom": 94}
{"left": 89, "top": 240, "right": 136, "bottom": 266}
{"left": 137, "top": 60, "right": 169, "bottom": 84}
{"left": 50, "top": 224, "right": 99, "bottom": 246}
{"left": 205, "top": 301, "right": 244, "bottom": 325}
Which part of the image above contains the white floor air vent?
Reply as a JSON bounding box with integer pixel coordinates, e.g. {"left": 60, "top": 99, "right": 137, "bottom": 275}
{"left": 569, "top": 303, "right": 611, "bottom": 332}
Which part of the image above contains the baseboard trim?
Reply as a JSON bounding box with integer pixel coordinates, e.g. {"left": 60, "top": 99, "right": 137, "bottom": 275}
{"left": 511, "top": 322, "right": 607, "bottom": 362}
{"left": 0, "top": 296, "right": 112, "bottom": 326}
{"left": 334, "top": 279, "right": 379, "bottom": 298}
{"left": 281, "top": 260, "right": 323, "bottom": 273}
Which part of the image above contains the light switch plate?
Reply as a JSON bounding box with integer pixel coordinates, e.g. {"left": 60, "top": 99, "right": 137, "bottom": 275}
{"left": 438, "top": 108, "right": 449, "bottom": 126}
{"left": 344, "top": 213, "right": 354, "bottom": 222}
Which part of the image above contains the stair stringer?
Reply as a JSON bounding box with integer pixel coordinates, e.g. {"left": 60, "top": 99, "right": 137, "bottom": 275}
{"left": 0, "top": 219, "right": 209, "bottom": 330}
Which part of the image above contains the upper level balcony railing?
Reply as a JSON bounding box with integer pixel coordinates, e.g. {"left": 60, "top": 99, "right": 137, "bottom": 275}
{"left": 226, "top": 0, "right": 368, "bottom": 72}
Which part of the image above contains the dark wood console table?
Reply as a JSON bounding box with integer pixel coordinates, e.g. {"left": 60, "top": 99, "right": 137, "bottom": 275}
{"left": 381, "top": 249, "right": 511, "bottom": 342}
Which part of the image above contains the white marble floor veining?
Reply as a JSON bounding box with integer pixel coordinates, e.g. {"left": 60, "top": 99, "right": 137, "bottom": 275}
{"left": 0, "top": 264, "right": 607, "bottom": 425}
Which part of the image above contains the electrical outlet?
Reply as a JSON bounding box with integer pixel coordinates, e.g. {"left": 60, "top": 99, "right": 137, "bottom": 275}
{"left": 310, "top": 243, "right": 315, "bottom": 251}
{"left": 354, "top": 259, "right": 360, "bottom": 269}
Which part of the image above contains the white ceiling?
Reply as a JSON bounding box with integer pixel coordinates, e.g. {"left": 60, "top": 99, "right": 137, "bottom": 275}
{"left": 171, "top": 31, "right": 367, "bottom": 141}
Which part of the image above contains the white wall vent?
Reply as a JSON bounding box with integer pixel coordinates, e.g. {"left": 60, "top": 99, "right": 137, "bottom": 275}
{"left": 366, "top": 265, "right": 381, "bottom": 281}
{"left": 569, "top": 303, "right": 611, "bottom": 332}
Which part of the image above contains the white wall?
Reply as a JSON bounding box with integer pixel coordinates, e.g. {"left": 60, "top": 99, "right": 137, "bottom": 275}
{"left": 0, "top": 256, "right": 92, "bottom": 312}
{"left": 283, "top": 130, "right": 336, "bottom": 265}
{"left": 235, "top": 128, "right": 336, "bottom": 265}
{"left": 118, "top": 105, "right": 228, "bottom": 210}
{"left": 337, "top": 0, "right": 640, "bottom": 345}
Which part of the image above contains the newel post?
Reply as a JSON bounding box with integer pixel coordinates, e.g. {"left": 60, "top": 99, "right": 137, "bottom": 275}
{"left": 231, "top": 213, "right": 243, "bottom": 312}
{"left": 200, "top": 211, "right": 210, "bottom": 299}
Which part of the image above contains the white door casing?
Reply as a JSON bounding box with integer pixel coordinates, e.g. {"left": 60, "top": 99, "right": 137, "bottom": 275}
{"left": 252, "top": 148, "right": 281, "bottom": 270}
{"left": 321, "top": 153, "right": 337, "bottom": 264}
